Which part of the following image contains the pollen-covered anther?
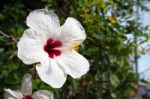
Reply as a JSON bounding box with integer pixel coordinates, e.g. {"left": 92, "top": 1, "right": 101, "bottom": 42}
{"left": 58, "top": 41, "right": 80, "bottom": 51}
{"left": 70, "top": 41, "right": 81, "bottom": 51}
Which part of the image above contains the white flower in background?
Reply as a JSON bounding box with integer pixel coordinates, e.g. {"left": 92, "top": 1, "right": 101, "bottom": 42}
{"left": 17, "top": 9, "right": 90, "bottom": 88}
{"left": 4, "top": 73, "right": 53, "bottom": 99}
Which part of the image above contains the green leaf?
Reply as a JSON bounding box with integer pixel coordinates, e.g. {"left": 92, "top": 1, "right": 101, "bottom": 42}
{"left": 110, "top": 74, "right": 120, "bottom": 88}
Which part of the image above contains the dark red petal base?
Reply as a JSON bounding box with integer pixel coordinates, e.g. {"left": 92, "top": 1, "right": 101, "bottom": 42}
{"left": 22, "top": 95, "right": 34, "bottom": 99}
{"left": 44, "top": 38, "right": 62, "bottom": 58}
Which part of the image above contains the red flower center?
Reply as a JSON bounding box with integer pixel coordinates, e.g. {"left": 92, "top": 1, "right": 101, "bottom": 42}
{"left": 22, "top": 95, "right": 34, "bottom": 99}
{"left": 44, "top": 38, "right": 62, "bottom": 58}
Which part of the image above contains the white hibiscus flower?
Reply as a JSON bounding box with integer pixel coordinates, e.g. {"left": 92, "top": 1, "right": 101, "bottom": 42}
{"left": 4, "top": 73, "right": 53, "bottom": 99}
{"left": 17, "top": 9, "right": 90, "bottom": 88}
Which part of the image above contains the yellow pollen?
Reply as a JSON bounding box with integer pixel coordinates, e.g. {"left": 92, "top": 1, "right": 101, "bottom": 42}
{"left": 71, "top": 41, "right": 81, "bottom": 51}
{"left": 56, "top": 41, "right": 81, "bottom": 51}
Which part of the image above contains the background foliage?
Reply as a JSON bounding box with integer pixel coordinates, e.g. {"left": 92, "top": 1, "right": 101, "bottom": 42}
{"left": 0, "top": 0, "right": 149, "bottom": 99}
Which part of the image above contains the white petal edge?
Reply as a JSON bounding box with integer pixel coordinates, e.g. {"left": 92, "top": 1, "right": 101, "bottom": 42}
{"left": 4, "top": 89, "right": 23, "bottom": 99}
{"left": 21, "top": 73, "right": 32, "bottom": 96}
{"left": 32, "top": 90, "right": 54, "bottom": 99}
{"left": 36, "top": 56, "right": 67, "bottom": 88}
{"left": 57, "top": 51, "right": 90, "bottom": 78}
{"left": 26, "top": 9, "right": 60, "bottom": 38}
{"left": 56, "top": 17, "right": 86, "bottom": 44}
{"left": 17, "top": 29, "right": 46, "bottom": 65}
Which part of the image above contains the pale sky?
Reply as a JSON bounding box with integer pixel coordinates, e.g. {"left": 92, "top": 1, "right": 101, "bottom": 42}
{"left": 125, "top": 3, "right": 150, "bottom": 81}
{"left": 137, "top": 3, "right": 150, "bottom": 81}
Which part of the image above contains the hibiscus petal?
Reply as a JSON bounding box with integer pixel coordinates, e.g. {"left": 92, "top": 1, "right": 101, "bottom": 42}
{"left": 4, "top": 89, "right": 23, "bottom": 99}
{"left": 26, "top": 9, "right": 60, "bottom": 38}
{"left": 21, "top": 73, "right": 32, "bottom": 96}
{"left": 57, "top": 51, "right": 90, "bottom": 78}
{"left": 36, "top": 57, "right": 67, "bottom": 88}
{"left": 17, "top": 29, "right": 46, "bottom": 65}
{"left": 32, "top": 90, "right": 53, "bottom": 99}
{"left": 57, "top": 17, "right": 86, "bottom": 43}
